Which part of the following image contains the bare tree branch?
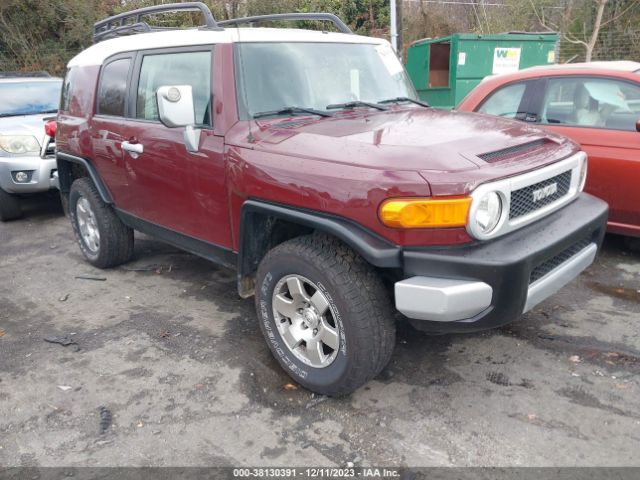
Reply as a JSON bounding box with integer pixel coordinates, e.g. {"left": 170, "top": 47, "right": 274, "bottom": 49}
{"left": 601, "top": 0, "right": 638, "bottom": 27}
{"left": 585, "top": 0, "right": 608, "bottom": 61}
{"left": 562, "top": 35, "right": 588, "bottom": 47}
{"left": 529, "top": 0, "right": 610, "bottom": 62}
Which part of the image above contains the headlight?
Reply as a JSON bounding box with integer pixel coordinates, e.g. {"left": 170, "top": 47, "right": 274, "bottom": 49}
{"left": 578, "top": 154, "right": 588, "bottom": 192}
{"left": 473, "top": 191, "right": 502, "bottom": 234}
{"left": 0, "top": 135, "right": 40, "bottom": 154}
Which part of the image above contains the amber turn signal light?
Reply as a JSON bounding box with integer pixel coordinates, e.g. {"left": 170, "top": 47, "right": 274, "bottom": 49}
{"left": 379, "top": 197, "right": 472, "bottom": 229}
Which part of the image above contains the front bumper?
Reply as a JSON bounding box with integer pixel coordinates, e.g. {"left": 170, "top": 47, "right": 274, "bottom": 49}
{"left": 395, "top": 193, "right": 608, "bottom": 333}
{"left": 0, "top": 154, "right": 58, "bottom": 194}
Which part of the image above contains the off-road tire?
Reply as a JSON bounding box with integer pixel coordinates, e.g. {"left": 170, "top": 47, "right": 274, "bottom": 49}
{"left": 69, "top": 177, "right": 134, "bottom": 268}
{"left": 255, "top": 233, "right": 396, "bottom": 396}
{"left": 0, "top": 187, "right": 22, "bottom": 222}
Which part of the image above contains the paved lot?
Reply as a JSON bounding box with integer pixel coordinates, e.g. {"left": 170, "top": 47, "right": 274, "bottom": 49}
{"left": 1, "top": 194, "right": 639, "bottom": 467}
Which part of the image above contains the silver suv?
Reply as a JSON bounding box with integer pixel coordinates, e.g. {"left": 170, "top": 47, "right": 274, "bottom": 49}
{"left": 0, "top": 72, "right": 62, "bottom": 221}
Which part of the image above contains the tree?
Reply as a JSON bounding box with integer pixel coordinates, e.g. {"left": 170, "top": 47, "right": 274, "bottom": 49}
{"left": 0, "top": 0, "right": 120, "bottom": 73}
{"left": 2, "top": 0, "right": 639, "bottom": 74}
{"left": 531, "top": 0, "right": 638, "bottom": 62}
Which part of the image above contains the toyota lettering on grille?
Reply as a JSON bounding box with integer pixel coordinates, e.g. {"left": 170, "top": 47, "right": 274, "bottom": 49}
{"left": 532, "top": 183, "right": 558, "bottom": 203}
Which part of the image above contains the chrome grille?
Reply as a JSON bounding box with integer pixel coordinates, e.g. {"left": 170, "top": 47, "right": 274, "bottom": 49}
{"left": 510, "top": 170, "right": 572, "bottom": 220}
{"left": 529, "top": 237, "right": 592, "bottom": 284}
{"left": 467, "top": 152, "right": 585, "bottom": 241}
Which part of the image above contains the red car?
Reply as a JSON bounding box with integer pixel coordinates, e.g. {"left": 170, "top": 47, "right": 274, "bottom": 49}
{"left": 458, "top": 61, "right": 640, "bottom": 239}
{"left": 54, "top": 3, "right": 608, "bottom": 395}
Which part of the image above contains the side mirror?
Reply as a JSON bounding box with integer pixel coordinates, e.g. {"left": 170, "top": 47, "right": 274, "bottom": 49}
{"left": 157, "top": 85, "right": 194, "bottom": 127}
{"left": 156, "top": 85, "right": 201, "bottom": 153}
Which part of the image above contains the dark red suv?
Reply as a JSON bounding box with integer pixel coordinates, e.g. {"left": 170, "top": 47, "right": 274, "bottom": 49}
{"left": 55, "top": 3, "right": 608, "bottom": 395}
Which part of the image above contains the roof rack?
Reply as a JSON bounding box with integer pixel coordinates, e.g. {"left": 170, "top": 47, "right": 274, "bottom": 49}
{"left": 0, "top": 71, "right": 51, "bottom": 78}
{"left": 94, "top": 2, "right": 222, "bottom": 43}
{"left": 93, "top": 3, "right": 353, "bottom": 43}
{"left": 218, "top": 13, "right": 353, "bottom": 34}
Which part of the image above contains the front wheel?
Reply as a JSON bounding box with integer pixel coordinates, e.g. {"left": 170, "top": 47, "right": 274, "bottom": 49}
{"left": 255, "top": 234, "right": 396, "bottom": 396}
{"left": 625, "top": 236, "right": 640, "bottom": 253}
{"left": 0, "top": 187, "right": 22, "bottom": 222}
{"left": 69, "top": 177, "right": 134, "bottom": 268}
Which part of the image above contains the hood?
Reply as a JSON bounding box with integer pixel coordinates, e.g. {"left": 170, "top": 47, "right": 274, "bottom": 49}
{"left": 0, "top": 114, "right": 52, "bottom": 141}
{"left": 243, "top": 107, "right": 574, "bottom": 174}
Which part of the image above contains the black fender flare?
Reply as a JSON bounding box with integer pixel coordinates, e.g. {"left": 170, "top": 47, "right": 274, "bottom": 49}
{"left": 56, "top": 151, "right": 113, "bottom": 204}
{"left": 237, "top": 199, "right": 401, "bottom": 296}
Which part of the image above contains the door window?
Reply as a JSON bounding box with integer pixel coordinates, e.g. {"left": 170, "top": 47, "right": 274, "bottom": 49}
{"left": 61, "top": 67, "right": 77, "bottom": 112}
{"left": 97, "top": 58, "right": 131, "bottom": 116}
{"left": 136, "top": 51, "right": 212, "bottom": 126}
{"left": 477, "top": 82, "right": 528, "bottom": 119}
{"left": 540, "top": 77, "right": 640, "bottom": 131}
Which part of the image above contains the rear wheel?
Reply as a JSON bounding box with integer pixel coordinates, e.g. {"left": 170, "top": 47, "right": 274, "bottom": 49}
{"left": 0, "top": 187, "right": 22, "bottom": 222}
{"left": 255, "top": 234, "right": 396, "bottom": 396}
{"left": 69, "top": 177, "right": 134, "bottom": 268}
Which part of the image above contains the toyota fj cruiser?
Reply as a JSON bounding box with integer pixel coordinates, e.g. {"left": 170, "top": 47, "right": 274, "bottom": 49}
{"left": 55, "top": 2, "right": 608, "bottom": 395}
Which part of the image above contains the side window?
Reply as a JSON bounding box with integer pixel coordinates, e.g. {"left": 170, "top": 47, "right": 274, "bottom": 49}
{"left": 477, "top": 82, "right": 528, "bottom": 118}
{"left": 136, "top": 51, "right": 212, "bottom": 126}
{"left": 97, "top": 58, "right": 131, "bottom": 116}
{"left": 541, "top": 77, "right": 640, "bottom": 131}
{"left": 60, "top": 67, "right": 77, "bottom": 112}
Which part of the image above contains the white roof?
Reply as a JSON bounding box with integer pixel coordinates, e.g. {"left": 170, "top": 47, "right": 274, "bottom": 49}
{"left": 68, "top": 28, "right": 387, "bottom": 67}
{"left": 528, "top": 60, "right": 640, "bottom": 72}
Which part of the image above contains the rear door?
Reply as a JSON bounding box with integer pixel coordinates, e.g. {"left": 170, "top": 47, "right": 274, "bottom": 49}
{"left": 91, "top": 54, "right": 134, "bottom": 202}
{"left": 117, "top": 46, "right": 231, "bottom": 247}
{"left": 534, "top": 75, "right": 640, "bottom": 234}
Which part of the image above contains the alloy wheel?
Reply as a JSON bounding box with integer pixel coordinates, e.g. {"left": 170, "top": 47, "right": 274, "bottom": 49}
{"left": 272, "top": 274, "right": 341, "bottom": 368}
{"left": 76, "top": 196, "right": 100, "bottom": 253}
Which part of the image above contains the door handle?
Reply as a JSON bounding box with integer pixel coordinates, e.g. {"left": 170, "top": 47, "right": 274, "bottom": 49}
{"left": 122, "top": 141, "right": 144, "bottom": 155}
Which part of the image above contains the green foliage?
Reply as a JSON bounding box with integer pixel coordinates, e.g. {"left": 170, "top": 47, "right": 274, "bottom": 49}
{"left": 0, "top": 0, "right": 119, "bottom": 74}
{"left": 240, "top": 0, "right": 389, "bottom": 35}
{"left": 0, "top": 0, "right": 391, "bottom": 74}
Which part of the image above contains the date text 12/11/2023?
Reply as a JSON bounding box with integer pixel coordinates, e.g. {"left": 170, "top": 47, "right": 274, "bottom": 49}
{"left": 232, "top": 467, "right": 402, "bottom": 478}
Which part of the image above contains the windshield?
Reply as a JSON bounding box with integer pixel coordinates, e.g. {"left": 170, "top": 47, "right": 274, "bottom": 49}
{"left": 236, "top": 42, "right": 418, "bottom": 119}
{"left": 0, "top": 80, "right": 62, "bottom": 116}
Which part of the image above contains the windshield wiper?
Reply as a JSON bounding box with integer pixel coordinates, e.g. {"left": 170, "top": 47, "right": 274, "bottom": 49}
{"left": 253, "top": 106, "right": 333, "bottom": 119}
{"left": 378, "top": 97, "right": 430, "bottom": 107}
{"left": 326, "top": 101, "right": 388, "bottom": 111}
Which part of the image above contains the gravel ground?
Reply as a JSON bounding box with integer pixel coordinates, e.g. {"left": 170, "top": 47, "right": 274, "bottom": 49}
{"left": 0, "top": 194, "right": 639, "bottom": 467}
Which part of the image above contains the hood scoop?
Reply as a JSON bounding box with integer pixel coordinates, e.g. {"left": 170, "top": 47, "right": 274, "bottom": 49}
{"left": 272, "top": 118, "right": 319, "bottom": 129}
{"left": 478, "top": 139, "right": 546, "bottom": 163}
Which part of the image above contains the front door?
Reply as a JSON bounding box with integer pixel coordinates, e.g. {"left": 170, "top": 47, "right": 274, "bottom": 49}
{"left": 117, "top": 47, "right": 231, "bottom": 248}
{"left": 536, "top": 75, "right": 640, "bottom": 235}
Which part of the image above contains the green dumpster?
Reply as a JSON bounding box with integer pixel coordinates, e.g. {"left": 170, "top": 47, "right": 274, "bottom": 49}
{"left": 405, "top": 32, "right": 559, "bottom": 109}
